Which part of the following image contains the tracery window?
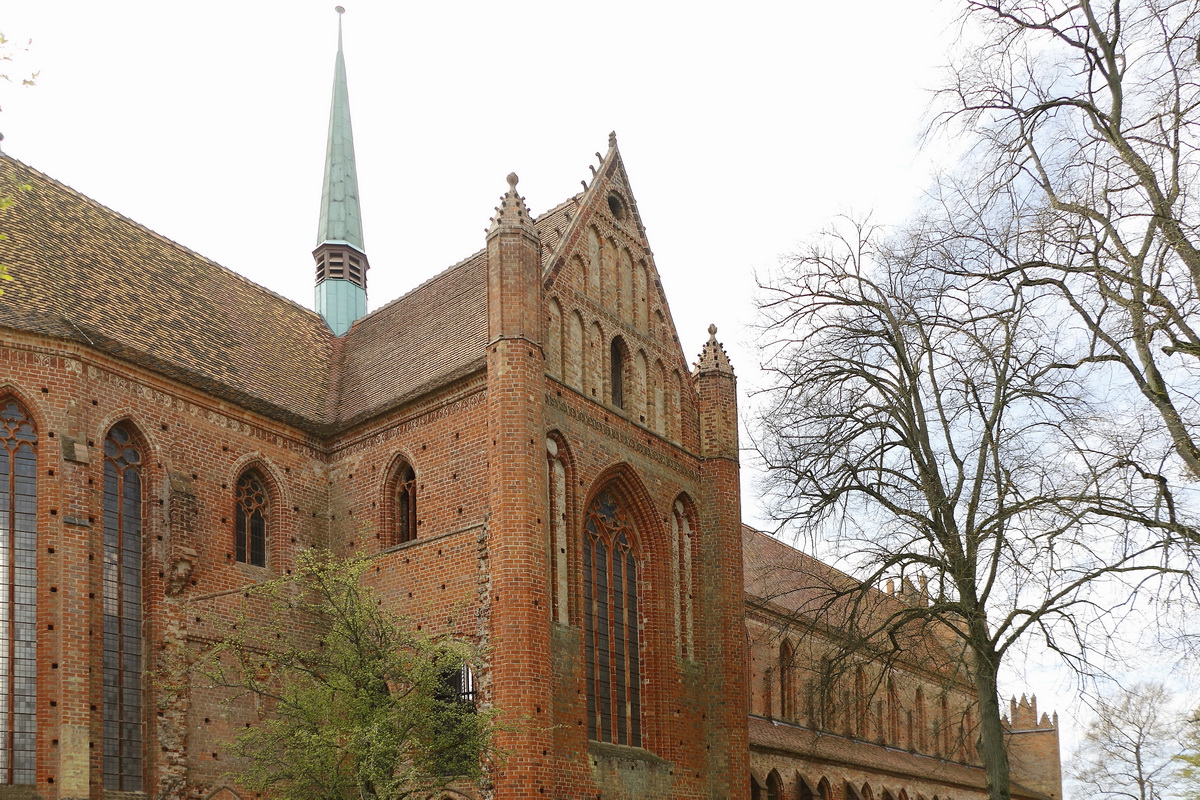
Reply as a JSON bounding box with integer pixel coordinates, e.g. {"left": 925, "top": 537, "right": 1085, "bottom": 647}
{"left": 582, "top": 490, "right": 640, "bottom": 746}
{"left": 103, "top": 425, "right": 143, "bottom": 791}
{"left": 0, "top": 401, "right": 36, "bottom": 785}
{"left": 391, "top": 461, "right": 417, "bottom": 546}
{"left": 235, "top": 470, "right": 269, "bottom": 567}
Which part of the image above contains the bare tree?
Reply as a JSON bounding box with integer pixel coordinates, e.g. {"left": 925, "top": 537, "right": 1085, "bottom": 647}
{"left": 935, "top": 0, "right": 1200, "bottom": 479}
{"left": 1071, "top": 682, "right": 1187, "bottom": 800}
{"left": 757, "top": 218, "right": 1189, "bottom": 800}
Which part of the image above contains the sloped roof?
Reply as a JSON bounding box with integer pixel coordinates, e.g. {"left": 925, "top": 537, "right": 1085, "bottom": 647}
{"left": 0, "top": 156, "right": 335, "bottom": 428}
{"left": 0, "top": 154, "right": 582, "bottom": 434}
{"left": 748, "top": 717, "right": 1051, "bottom": 800}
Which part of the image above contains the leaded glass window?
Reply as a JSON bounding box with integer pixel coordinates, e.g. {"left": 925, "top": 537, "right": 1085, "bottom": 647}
{"left": 0, "top": 401, "right": 35, "bottom": 785}
{"left": 392, "top": 462, "right": 416, "bottom": 545}
{"left": 235, "top": 470, "right": 268, "bottom": 567}
{"left": 103, "top": 425, "right": 142, "bottom": 791}
{"left": 582, "top": 491, "right": 640, "bottom": 746}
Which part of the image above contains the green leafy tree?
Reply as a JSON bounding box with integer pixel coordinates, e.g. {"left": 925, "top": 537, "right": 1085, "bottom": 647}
{"left": 194, "top": 551, "right": 501, "bottom": 800}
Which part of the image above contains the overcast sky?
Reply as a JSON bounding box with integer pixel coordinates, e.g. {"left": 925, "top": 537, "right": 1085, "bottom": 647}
{"left": 1, "top": 0, "right": 956, "bottom": 435}
{"left": 10, "top": 1, "right": 1178, "bottom": 771}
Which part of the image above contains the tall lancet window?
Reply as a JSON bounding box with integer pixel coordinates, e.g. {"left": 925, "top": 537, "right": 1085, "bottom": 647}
{"left": 0, "top": 401, "right": 36, "bottom": 785}
{"left": 103, "top": 425, "right": 143, "bottom": 791}
{"left": 583, "top": 490, "right": 640, "bottom": 746}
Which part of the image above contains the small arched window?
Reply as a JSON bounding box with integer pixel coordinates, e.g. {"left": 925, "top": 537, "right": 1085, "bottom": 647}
{"left": 235, "top": 470, "right": 269, "bottom": 567}
{"left": 767, "top": 771, "right": 783, "bottom": 800}
{"left": 391, "top": 461, "right": 417, "bottom": 546}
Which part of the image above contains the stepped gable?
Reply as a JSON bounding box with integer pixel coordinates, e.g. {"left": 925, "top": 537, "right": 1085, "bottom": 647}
{"left": 0, "top": 155, "right": 334, "bottom": 429}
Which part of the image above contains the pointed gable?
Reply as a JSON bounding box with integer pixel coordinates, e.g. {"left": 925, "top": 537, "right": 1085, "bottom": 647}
{"left": 539, "top": 135, "right": 695, "bottom": 445}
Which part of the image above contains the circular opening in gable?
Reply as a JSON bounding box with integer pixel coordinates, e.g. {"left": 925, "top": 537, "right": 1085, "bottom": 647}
{"left": 607, "top": 193, "right": 626, "bottom": 221}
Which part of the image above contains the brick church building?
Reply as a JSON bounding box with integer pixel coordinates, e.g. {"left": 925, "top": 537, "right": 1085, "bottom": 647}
{"left": 0, "top": 14, "right": 1061, "bottom": 800}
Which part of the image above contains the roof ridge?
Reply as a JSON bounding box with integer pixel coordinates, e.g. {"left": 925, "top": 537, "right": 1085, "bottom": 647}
{"left": 0, "top": 153, "right": 328, "bottom": 328}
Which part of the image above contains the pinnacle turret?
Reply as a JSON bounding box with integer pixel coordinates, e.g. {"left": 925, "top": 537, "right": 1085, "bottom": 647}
{"left": 314, "top": 6, "right": 369, "bottom": 337}
{"left": 695, "top": 324, "right": 735, "bottom": 375}
{"left": 487, "top": 172, "right": 535, "bottom": 235}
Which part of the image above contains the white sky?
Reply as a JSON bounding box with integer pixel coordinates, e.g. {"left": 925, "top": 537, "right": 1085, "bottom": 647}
{"left": 9, "top": 0, "right": 1159, "bottom": 780}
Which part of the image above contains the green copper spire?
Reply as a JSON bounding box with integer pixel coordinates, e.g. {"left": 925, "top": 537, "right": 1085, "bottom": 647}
{"left": 314, "top": 6, "right": 368, "bottom": 337}
{"left": 317, "top": 7, "right": 364, "bottom": 251}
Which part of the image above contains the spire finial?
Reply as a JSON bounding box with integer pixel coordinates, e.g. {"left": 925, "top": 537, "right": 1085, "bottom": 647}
{"left": 708, "top": 323, "right": 718, "bottom": 343}
{"left": 336, "top": 6, "right": 345, "bottom": 47}
{"left": 507, "top": 172, "right": 519, "bottom": 191}
{"left": 608, "top": 131, "right": 618, "bottom": 149}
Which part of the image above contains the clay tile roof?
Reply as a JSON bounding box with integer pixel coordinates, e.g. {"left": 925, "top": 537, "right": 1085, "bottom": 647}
{"left": 0, "top": 154, "right": 588, "bottom": 433}
{"left": 323, "top": 197, "right": 582, "bottom": 427}
{"left": 331, "top": 250, "right": 487, "bottom": 427}
{"left": 0, "top": 155, "right": 334, "bottom": 428}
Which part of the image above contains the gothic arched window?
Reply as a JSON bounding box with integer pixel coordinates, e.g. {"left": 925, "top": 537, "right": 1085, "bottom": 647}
{"left": 390, "top": 461, "right": 417, "bottom": 546}
{"left": 235, "top": 470, "right": 269, "bottom": 567}
{"left": 767, "top": 771, "right": 783, "bottom": 800}
{"left": 582, "top": 490, "right": 640, "bottom": 746}
{"left": 102, "top": 425, "right": 143, "bottom": 791}
{"left": 0, "top": 401, "right": 36, "bottom": 785}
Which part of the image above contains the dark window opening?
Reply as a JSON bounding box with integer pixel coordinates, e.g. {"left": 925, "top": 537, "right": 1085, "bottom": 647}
{"left": 610, "top": 340, "right": 625, "bottom": 409}
{"left": 235, "top": 471, "right": 268, "bottom": 567}
{"left": 102, "top": 425, "right": 142, "bottom": 791}
{"left": 607, "top": 193, "right": 625, "bottom": 220}
{"left": 430, "top": 662, "right": 479, "bottom": 778}
{"left": 393, "top": 463, "right": 417, "bottom": 545}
